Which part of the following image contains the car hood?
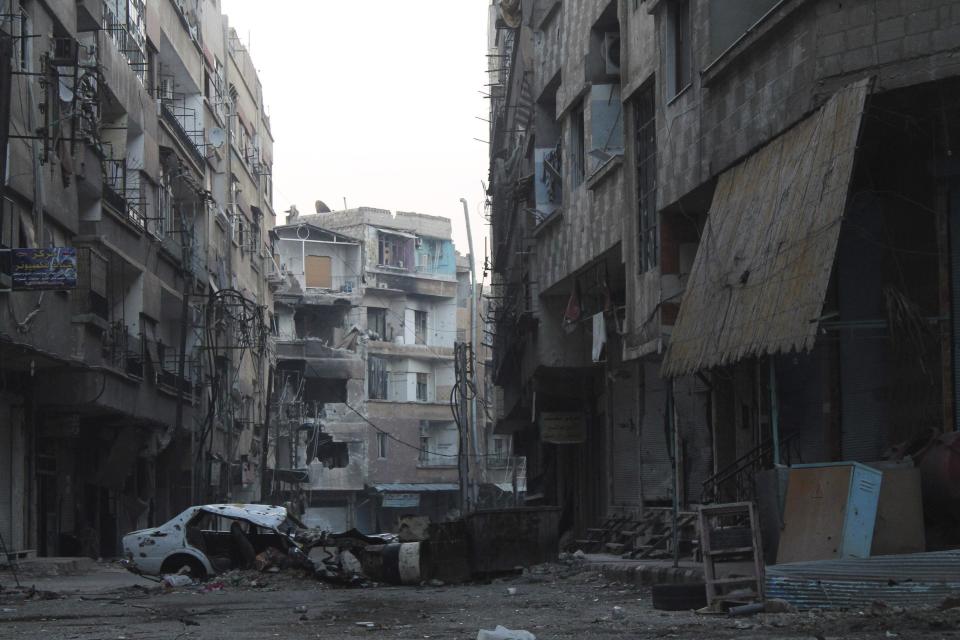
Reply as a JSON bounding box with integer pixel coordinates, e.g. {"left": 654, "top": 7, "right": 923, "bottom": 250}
{"left": 123, "top": 526, "right": 161, "bottom": 540}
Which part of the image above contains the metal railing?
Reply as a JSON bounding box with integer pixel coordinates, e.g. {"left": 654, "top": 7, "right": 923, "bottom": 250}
{"left": 102, "top": 159, "right": 145, "bottom": 228}
{"left": 700, "top": 431, "right": 801, "bottom": 504}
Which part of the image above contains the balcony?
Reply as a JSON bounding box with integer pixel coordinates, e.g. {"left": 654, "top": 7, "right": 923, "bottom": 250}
{"left": 160, "top": 96, "right": 205, "bottom": 166}
{"left": 103, "top": 323, "right": 144, "bottom": 379}
{"left": 102, "top": 159, "right": 145, "bottom": 229}
{"left": 275, "top": 340, "right": 364, "bottom": 380}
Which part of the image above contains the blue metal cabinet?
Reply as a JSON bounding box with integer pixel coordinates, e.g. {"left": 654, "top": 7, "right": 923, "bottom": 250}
{"left": 777, "top": 462, "right": 883, "bottom": 563}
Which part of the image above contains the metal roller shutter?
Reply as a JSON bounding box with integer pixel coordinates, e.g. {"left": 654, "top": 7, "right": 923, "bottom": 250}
{"left": 641, "top": 361, "right": 672, "bottom": 502}
{"left": 0, "top": 416, "right": 12, "bottom": 548}
{"left": 610, "top": 374, "right": 640, "bottom": 506}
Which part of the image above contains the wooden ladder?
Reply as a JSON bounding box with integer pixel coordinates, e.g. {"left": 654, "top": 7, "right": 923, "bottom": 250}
{"left": 698, "top": 502, "right": 764, "bottom": 607}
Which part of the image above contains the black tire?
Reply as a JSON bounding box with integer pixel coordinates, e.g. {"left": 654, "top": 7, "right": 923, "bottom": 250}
{"left": 161, "top": 555, "right": 207, "bottom": 580}
{"left": 651, "top": 582, "right": 707, "bottom": 611}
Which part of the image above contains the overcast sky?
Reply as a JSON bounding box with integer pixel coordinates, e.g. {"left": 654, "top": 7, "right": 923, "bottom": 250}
{"left": 220, "top": 0, "right": 492, "bottom": 260}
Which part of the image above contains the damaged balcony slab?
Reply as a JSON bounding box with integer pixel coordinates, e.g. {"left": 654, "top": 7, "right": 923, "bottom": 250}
{"left": 367, "top": 341, "right": 454, "bottom": 360}
{"left": 276, "top": 341, "right": 364, "bottom": 379}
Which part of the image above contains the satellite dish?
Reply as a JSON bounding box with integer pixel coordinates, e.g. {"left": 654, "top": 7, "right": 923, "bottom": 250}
{"left": 315, "top": 200, "right": 331, "bottom": 214}
{"left": 209, "top": 127, "right": 226, "bottom": 149}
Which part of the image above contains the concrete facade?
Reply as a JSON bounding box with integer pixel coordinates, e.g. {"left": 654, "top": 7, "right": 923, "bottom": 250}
{"left": 266, "top": 207, "right": 465, "bottom": 533}
{"left": 487, "top": 0, "right": 960, "bottom": 549}
{"left": 0, "top": 0, "right": 275, "bottom": 557}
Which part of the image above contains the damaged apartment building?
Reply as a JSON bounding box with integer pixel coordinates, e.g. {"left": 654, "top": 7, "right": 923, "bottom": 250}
{"left": 0, "top": 0, "right": 276, "bottom": 559}
{"left": 487, "top": 0, "right": 960, "bottom": 554}
{"left": 266, "top": 206, "right": 476, "bottom": 533}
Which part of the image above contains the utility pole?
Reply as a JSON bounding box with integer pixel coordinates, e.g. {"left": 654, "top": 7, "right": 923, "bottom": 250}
{"left": 260, "top": 367, "right": 273, "bottom": 502}
{"left": 456, "top": 344, "right": 471, "bottom": 515}
{"left": 459, "top": 198, "right": 480, "bottom": 507}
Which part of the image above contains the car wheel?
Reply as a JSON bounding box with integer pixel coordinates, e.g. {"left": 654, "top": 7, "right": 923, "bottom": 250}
{"left": 651, "top": 582, "right": 708, "bottom": 611}
{"left": 161, "top": 555, "right": 207, "bottom": 580}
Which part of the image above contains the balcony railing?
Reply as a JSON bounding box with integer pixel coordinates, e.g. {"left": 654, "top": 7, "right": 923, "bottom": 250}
{"left": 102, "top": 0, "right": 147, "bottom": 82}
{"left": 102, "top": 159, "right": 145, "bottom": 228}
{"left": 103, "top": 323, "right": 144, "bottom": 378}
{"left": 160, "top": 97, "right": 205, "bottom": 166}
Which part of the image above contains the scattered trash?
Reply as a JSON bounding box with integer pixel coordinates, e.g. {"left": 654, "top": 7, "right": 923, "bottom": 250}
{"left": 293, "top": 605, "right": 307, "bottom": 614}
{"left": 612, "top": 605, "right": 625, "bottom": 619}
{"left": 572, "top": 550, "right": 586, "bottom": 560}
{"left": 476, "top": 625, "right": 536, "bottom": 640}
{"left": 161, "top": 574, "right": 194, "bottom": 588}
{"left": 506, "top": 587, "right": 517, "bottom": 596}
{"left": 355, "top": 621, "right": 375, "bottom": 628}
{"left": 427, "top": 579, "right": 445, "bottom": 587}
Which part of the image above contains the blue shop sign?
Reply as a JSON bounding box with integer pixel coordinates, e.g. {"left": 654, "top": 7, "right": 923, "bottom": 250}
{"left": 12, "top": 247, "right": 78, "bottom": 290}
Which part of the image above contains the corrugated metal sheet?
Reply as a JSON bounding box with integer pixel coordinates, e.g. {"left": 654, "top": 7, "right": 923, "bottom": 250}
{"left": 662, "top": 79, "right": 872, "bottom": 377}
{"left": 767, "top": 550, "right": 960, "bottom": 609}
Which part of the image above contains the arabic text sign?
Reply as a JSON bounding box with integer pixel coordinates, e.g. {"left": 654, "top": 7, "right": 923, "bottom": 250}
{"left": 382, "top": 493, "right": 420, "bottom": 508}
{"left": 540, "top": 411, "right": 587, "bottom": 444}
{"left": 12, "top": 247, "right": 77, "bottom": 290}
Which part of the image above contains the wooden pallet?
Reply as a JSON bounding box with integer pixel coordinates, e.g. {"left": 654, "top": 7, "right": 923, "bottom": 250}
{"left": 698, "top": 502, "right": 764, "bottom": 607}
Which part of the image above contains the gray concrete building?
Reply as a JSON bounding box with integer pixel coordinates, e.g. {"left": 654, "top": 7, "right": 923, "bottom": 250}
{"left": 266, "top": 207, "right": 466, "bottom": 533}
{"left": 487, "top": 0, "right": 960, "bottom": 549}
{"left": 0, "top": 0, "right": 275, "bottom": 558}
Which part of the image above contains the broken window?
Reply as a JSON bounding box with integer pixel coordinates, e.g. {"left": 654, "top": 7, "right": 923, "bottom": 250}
{"left": 534, "top": 77, "right": 562, "bottom": 222}
{"left": 416, "top": 372, "right": 429, "bottom": 402}
{"left": 588, "top": 84, "right": 623, "bottom": 174}
{"left": 633, "top": 80, "right": 657, "bottom": 272}
{"left": 367, "top": 307, "right": 387, "bottom": 340}
{"left": 668, "top": 0, "right": 691, "bottom": 97}
{"left": 708, "top": 0, "right": 780, "bottom": 60}
{"left": 414, "top": 310, "right": 427, "bottom": 345}
{"left": 368, "top": 356, "right": 388, "bottom": 400}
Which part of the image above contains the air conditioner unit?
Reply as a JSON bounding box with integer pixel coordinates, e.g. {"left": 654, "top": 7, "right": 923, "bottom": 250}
{"left": 602, "top": 32, "right": 620, "bottom": 75}
{"left": 158, "top": 79, "right": 175, "bottom": 101}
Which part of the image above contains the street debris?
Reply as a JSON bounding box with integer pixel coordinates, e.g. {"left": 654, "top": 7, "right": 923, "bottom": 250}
{"left": 476, "top": 625, "right": 536, "bottom": 640}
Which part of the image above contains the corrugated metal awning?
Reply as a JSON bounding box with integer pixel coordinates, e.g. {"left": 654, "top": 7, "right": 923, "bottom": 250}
{"left": 662, "top": 79, "right": 871, "bottom": 377}
{"left": 375, "top": 227, "right": 417, "bottom": 240}
{"left": 372, "top": 483, "right": 458, "bottom": 493}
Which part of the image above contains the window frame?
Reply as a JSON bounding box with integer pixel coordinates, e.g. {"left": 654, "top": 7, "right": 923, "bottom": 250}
{"left": 377, "top": 432, "right": 387, "bottom": 459}
{"left": 667, "top": 0, "right": 692, "bottom": 98}
{"left": 416, "top": 372, "right": 429, "bottom": 402}
{"left": 570, "top": 103, "right": 586, "bottom": 188}
{"left": 414, "top": 310, "right": 428, "bottom": 345}
{"left": 632, "top": 80, "right": 658, "bottom": 273}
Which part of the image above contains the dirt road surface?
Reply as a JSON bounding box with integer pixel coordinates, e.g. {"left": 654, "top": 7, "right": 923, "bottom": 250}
{"left": 2, "top": 562, "right": 959, "bottom": 639}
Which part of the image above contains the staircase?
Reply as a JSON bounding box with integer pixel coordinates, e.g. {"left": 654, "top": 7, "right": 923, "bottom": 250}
{"left": 700, "top": 431, "right": 800, "bottom": 504}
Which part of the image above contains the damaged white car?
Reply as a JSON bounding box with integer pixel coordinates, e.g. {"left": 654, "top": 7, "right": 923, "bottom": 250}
{"left": 122, "top": 504, "right": 308, "bottom": 579}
